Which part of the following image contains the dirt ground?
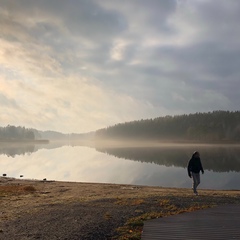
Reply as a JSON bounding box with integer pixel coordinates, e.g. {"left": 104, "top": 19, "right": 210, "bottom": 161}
{"left": 1, "top": 177, "right": 240, "bottom": 240}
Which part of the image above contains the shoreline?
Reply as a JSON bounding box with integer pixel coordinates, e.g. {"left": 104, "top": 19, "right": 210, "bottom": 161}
{"left": 2, "top": 176, "right": 240, "bottom": 191}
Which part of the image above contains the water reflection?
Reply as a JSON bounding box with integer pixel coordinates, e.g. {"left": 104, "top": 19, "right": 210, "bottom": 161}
{"left": 0, "top": 141, "right": 75, "bottom": 157}
{"left": 1, "top": 142, "right": 240, "bottom": 190}
{"left": 0, "top": 143, "right": 36, "bottom": 157}
{"left": 96, "top": 145, "right": 240, "bottom": 173}
{"left": 1, "top": 142, "right": 240, "bottom": 173}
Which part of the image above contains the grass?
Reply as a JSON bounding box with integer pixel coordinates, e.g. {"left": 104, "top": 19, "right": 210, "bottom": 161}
{"left": 0, "top": 185, "right": 37, "bottom": 197}
{"left": 104, "top": 212, "right": 113, "bottom": 220}
{"left": 115, "top": 198, "right": 145, "bottom": 206}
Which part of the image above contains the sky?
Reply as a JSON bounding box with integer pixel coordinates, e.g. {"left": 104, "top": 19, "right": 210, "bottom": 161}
{"left": 1, "top": 0, "right": 240, "bottom": 133}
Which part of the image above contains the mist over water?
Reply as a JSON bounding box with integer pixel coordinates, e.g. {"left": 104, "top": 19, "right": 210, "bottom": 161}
{"left": 1, "top": 141, "right": 240, "bottom": 190}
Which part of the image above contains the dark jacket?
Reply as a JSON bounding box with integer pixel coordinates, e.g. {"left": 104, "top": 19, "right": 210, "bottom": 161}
{"left": 187, "top": 156, "right": 204, "bottom": 175}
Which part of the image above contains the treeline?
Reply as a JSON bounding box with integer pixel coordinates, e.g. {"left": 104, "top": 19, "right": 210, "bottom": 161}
{"left": 95, "top": 111, "right": 240, "bottom": 142}
{"left": 0, "top": 125, "right": 35, "bottom": 141}
{"left": 0, "top": 125, "right": 94, "bottom": 143}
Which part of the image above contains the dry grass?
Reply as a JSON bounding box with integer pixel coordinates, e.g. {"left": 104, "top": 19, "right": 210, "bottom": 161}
{"left": 22, "top": 185, "right": 37, "bottom": 192}
{"left": 1, "top": 178, "right": 240, "bottom": 239}
{"left": 115, "top": 202, "right": 211, "bottom": 240}
{"left": 0, "top": 185, "right": 36, "bottom": 196}
{"left": 115, "top": 198, "right": 145, "bottom": 206}
{"left": 104, "top": 212, "right": 113, "bottom": 220}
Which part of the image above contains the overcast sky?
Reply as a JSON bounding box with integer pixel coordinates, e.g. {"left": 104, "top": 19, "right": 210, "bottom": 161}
{"left": 1, "top": 0, "right": 240, "bottom": 133}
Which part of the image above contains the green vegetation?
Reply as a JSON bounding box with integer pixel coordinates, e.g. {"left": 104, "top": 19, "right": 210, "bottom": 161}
{"left": 95, "top": 111, "right": 240, "bottom": 142}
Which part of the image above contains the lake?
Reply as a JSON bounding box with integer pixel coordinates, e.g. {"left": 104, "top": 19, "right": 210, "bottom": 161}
{"left": 1, "top": 142, "right": 240, "bottom": 190}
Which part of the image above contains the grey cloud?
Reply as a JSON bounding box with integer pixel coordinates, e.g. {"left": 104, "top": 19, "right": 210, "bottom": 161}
{"left": 0, "top": 0, "right": 129, "bottom": 78}
{"left": 1, "top": 0, "right": 240, "bottom": 127}
{"left": 1, "top": 0, "right": 127, "bottom": 41}
{"left": 0, "top": 93, "right": 19, "bottom": 109}
{"left": 99, "top": 0, "right": 177, "bottom": 34}
{"left": 64, "top": 2, "right": 127, "bottom": 40}
{"left": 158, "top": 43, "right": 240, "bottom": 99}
{"left": 0, "top": 0, "right": 126, "bottom": 68}
{"left": 151, "top": 42, "right": 240, "bottom": 81}
{"left": 134, "top": 0, "right": 177, "bottom": 33}
{"left": 192, "top": 0, "right": 240, "bottom": 37}
{"left": 94, "top": 38, "right": 240, "bottom": 113}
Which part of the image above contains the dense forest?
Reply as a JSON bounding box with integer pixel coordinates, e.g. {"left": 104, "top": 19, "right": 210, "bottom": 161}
{"left": 0, "top": 125, "right": 35, "bottom": 141}
{"left": 95, "top": 111, "right": 240, "bottom": 142}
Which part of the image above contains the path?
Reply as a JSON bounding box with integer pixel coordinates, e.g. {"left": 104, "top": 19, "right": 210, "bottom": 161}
{"left": 141, "top": 204, "right": 240, "bottom": 239}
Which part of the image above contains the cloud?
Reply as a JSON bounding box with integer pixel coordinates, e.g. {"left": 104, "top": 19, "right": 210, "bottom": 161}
{"left": 0, "top": 0, "right": 240, "bottom": 132}
{"left": 0, "top": 92, "right": 19, "bottom": 109}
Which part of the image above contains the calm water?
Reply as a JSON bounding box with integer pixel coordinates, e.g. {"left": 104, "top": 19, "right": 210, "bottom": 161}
{"left": 1, "top": 142, "right": 240, "bottom": 190}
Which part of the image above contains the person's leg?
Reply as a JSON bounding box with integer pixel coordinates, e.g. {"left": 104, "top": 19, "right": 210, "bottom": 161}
{"left": 192, "top": 173, "right": 200, "bottom": 194}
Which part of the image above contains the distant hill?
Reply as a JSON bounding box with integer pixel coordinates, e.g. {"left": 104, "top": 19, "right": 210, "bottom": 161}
{"left": 0, "top": 125, "right": 94, "bottom": 143}
{"left": 95, "top": 111, "right": 240, "bottom": 143}
{"left": 36, "top": 130, "right": 94, "bottom": 142}
{"left": 36, "top": 130, "right": 67, "bottom": 140}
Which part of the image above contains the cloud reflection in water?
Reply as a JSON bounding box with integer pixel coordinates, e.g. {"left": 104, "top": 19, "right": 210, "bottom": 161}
{"left": 1, "top": 143, "right": 240, "bottom": 190}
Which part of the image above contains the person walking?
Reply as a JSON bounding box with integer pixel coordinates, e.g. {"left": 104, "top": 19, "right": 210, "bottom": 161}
{"left": 187, "top": 151, "right": 204, "bottom": 195}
